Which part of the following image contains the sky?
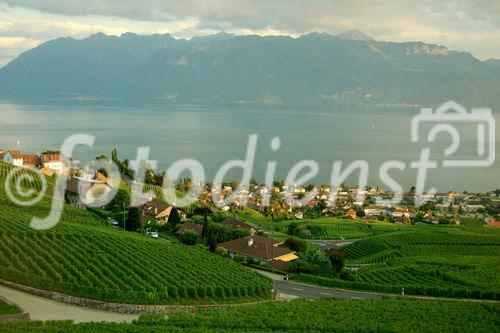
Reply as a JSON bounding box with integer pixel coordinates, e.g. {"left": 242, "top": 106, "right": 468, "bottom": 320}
{"left": 0, "top": 0, "right": 499, "bottom": 67}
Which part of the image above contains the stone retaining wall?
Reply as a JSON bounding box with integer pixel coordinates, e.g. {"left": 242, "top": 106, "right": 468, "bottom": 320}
{"left": 0, "top": 312, "right": 30, "bottom": 323}
{"left": 0, "top": 278, "right": 274, "bottom": 314}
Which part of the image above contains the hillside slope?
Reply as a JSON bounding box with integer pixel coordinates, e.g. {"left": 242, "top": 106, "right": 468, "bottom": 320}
{"left": 0, "top": 164, "right": 271, "bottom": 304}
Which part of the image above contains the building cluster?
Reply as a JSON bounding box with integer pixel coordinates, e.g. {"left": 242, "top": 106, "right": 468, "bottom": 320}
{"left": 0, "top": 149, "right": 64, "bottom": 176}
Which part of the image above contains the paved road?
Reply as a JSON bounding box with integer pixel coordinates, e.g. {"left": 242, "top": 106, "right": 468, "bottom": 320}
{"left": 249, "top": 268, "right": 382, "bottom": 300}
{"left": 306, "top": 239, "right": 359, "bottom": 251}
{"left": 273, "top": 280, "right": 383, "bottom": 299}
{"left": 0, "top": 285, "right": 138, "bottom": 323}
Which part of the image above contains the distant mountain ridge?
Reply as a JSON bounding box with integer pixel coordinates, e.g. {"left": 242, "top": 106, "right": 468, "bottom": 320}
{"left": 1, "top": 30, "right": 499, "bottom": 108}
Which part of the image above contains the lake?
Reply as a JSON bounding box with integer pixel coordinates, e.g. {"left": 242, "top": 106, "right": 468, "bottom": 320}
{"left": 0, "top": 102, "right": 498, "bottom": 192}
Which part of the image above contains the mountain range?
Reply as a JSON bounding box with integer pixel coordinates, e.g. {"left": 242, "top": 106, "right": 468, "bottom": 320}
{"left": 1, "top": 30, "right": 499, "bottom": 108}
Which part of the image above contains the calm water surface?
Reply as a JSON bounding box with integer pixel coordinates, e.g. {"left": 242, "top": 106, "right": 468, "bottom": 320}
{"left": 0, "top": 103, "right": 498, "bottom": 191}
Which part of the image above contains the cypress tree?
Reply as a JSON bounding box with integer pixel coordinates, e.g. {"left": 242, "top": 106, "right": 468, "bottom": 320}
{"left": 126, "top": 207, "right": 141, "bottom": 231}
{"left": 168, "top": 207, "right": 181, "bottom": 227}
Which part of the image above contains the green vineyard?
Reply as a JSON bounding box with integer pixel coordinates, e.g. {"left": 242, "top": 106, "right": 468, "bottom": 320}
{"left": 339, "top": 226, "right": 500, "bottom": 299}
{"left": 306, "top": 220, "right": 401, "bottom": 239}
{"left": 0, "top": 166, "right": 271, "bottom": 304}
{"left": 0, "top": 162, "right": 55, "bottom": 192}
{"left": 2, "top": 298, "right": 499, "bottom": 332}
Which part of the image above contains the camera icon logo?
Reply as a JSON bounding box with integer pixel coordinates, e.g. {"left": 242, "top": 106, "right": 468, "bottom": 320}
{"left": 411, "top": 101, "right": 495, "bottom": 167}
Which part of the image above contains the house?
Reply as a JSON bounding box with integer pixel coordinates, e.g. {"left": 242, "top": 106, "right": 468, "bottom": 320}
{"left": 143, "top": 202, "right": 173, "bottom": 224}
{"left": 294, "top": 211, "right": 304, "bottom": 219}
{"left": 221, "top": 218, "right": 257, "bottom": 235}
{"left": 22, "top": 154, "right": 40, "bottom": 168}
{"left": 306, "top": 200, "right": 317, "bottom": 208}
{"left": 484, "top": 217, "right": 500, "bottom": 227}
{"left": 219, "top": 236, "right": 299, "bottom": 264}
{"left": 345, "top": 208, "right": 357, "bottom": 220}
{"left": 2, "top": 150, "right": 24, "bottom": 166}
{"left": 463, "top": 204, "right": 485, "bottom": 213}
{"left": 449, "top": 215, "right": 460, "bottom": 225}
{"left": 485, "top": 221, "right": 500, "bottom": 227}
{"left": 41, "top": 153, "right": 64, "bottom": 174}
{"left": 436, "top": 203, "right": 450, "bottom": 211}
{"left": 391, "top": 207, "right": 410, "bottom": 219}
{"left": 363, "top": 205, "right": 385, "bottom": 216}
{"left": 292, "top": 186, "right": 306, "bottom": 194}
{"left": 65, "top": 177, "right": 113, "bottom": 208}
{"left": 39, "top": 167, "right": 55, "bottom": 177}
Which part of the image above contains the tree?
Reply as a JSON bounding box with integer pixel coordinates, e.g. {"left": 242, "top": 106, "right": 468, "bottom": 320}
{"left": 298, "top": 248, "right": 333, "bottom": 276}
{"left": 180, "top": 229, "right": 199, "bottom": 245}
{"left": 126, "top": 207, "right": 141, "bottom": 231}
{"left": 144, "top": 168, "right": 156, "bottom": 185}
{"left": 273, "top": 180, "right": 285, "bottom": 189}
{"left": 284, "top": 237, "right": 307, "bottom": 253}
{"left": 176, "top": 177, "right": 192, "bottom": 193}
{"left": 328, "top": 249, "right": 345, "bottom": 273}
{"left": 448, "top": 202, "right": 454, "bottom": 213}
{"left": 168, "top": 207, "right": 181, "bottom": 227}
{"left": 202, "top": 213, "right": 209, "bottom": 240}
{"left": 109, "top": 188, "right": 130, "bottom": 211}
{"left": 403, "top": 216, "right": 413, "bottom": 225}
{"left": 208, "top": 234, "right": 218, "bottom": 252}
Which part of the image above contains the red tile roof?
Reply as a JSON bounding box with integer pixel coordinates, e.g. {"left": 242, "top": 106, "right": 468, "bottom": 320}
{"left": 221, "top": 218, "right": 253, "bottom": 230}
{"left": 219, "top": 236, "right": 294, "bottom": 261}
{"left": 22, "top": 154, "right": 40, "bottom": 167}
{"left": 486, "top": 221, "right": 500, "bottom": 227}
{"left": 7, "top": 150, "right": 22, "bottom": 159}
{"left": 42, "top": 153, "right": 61, "bottom": 163}
{"left": 176, "top": 222, "right": 203, "bottom": 235}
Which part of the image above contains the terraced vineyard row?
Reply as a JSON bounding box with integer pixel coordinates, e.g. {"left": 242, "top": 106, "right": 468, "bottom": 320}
{"left": 337, "top": 223, "right": 500, "bottom": 299}
{"left": 0, "top": 168, "right": 272, "bottom": 304}
{"left": 357, "top": 265, "right": 467, "bottom": 288}
{"left": 305, "top": 222, "right": 375, "bottom": 239}
{"left": 0, "top": 162, "right": 55, "bottom": 191}
{"left": 2, "top": 298, "right": 500, "bottom": 332}
{"left": 347, "top": 249, "right": 401, "bottom": 265}
{"left": 342, "top": 230, "right": 500, "bottom": 259}
{"left": 0, "top": 232, "right": 270, "bottom": 303}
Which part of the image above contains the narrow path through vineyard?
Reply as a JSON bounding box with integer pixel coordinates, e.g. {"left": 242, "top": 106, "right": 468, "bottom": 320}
{"left": 0, "top": 284, "right": 138, "bottom": 323}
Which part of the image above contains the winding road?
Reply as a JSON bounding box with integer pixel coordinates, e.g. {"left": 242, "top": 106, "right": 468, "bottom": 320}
{"left": 273, "top": 280, "right": 382, "bottom": 299}
{"left": 250, "top": 268, "right": 382, "bottom": 300}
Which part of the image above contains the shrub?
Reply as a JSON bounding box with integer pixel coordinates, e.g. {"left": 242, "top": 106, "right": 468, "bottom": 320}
{"left": 179, "top": 229, "right": 199, "bottom": 245}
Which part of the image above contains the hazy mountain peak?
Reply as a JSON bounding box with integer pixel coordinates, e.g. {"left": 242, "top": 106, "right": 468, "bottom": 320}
{"left": 333, "top": 29, "right": 374, "bottom": 41}
{"left": 86, "top": 32, "right": 109, "bottom": 40}
{"left": 299, "top": 32, "right": 334, "bottom": 40}
{"left": 190, "top": 31, "right": 236, "bottom": 44}
{"left": 484, "top": 58, "right": 500, "bottom": 68}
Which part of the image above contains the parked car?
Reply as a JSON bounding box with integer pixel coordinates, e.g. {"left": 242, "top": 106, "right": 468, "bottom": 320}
{"left": 108, "top": 218, "right": 119, "bottom": 228}
{"left": 146, "top": 231, "right": 159, "bottom": 239}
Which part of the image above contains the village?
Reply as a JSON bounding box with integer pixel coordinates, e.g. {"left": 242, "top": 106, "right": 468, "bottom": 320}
{"left": 1, "top": 147, "right": 499, "bottom": 272}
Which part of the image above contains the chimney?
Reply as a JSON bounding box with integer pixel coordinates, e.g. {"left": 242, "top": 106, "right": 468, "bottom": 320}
{"left": 247, "top": 238, "right": 253, "bottom": 246}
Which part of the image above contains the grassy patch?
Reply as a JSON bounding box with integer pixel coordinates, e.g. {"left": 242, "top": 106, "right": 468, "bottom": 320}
{"left": 0, "top": 299, "right": 22, "bottom": 315}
